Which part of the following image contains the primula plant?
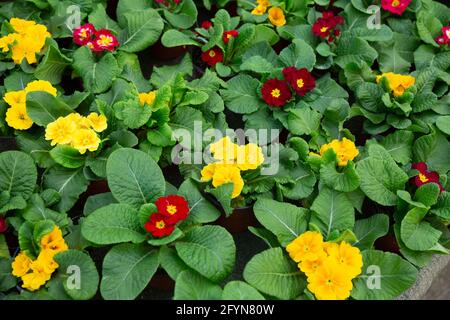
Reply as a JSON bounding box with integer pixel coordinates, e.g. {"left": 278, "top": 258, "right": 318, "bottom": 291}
{"left": 0, "top": 0, "right": 449, "bottom": 302}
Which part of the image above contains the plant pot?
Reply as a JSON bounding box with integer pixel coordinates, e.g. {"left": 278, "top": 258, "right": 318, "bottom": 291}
{"left": 374, "top": 234, "right": 401, "bottom": 255}
{"left": 214, "top": 205, "right": 259, "bottom": 234}
{"left": 148, "top": 269, "right": 175, "bottom": 292}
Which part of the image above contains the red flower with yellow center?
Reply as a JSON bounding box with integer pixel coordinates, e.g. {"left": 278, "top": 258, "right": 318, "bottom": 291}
{"left": 381, "top": 0, "right": 411, "bottom": 15}
{"left": 261, "top": 78, "right": 292, "bottom": 107}
{"left": 202, "top": 21, "right": 213, "bottom": 30}
{"left": 144, "top": 213, "right": 175, "bottom": 238}
{"left": 92, "top": 29, "right": 119, "bottom": 52}
{"left": 282, "top": 67, "right": 316, "bottom": 96}
{"left": 223, "top": 30, "right": 239, "bottom": 44}
{"left": 155, "top": 195, "right": 190, "bottom": 224}
{"left": 411, "top": 162, "right": 444, "bottom": 192}
{"left": 201, "top": 47, "right": 223, "bottom": 66}
{"left": 73, "top": 23, "right": 95, "bottom": 46}
{"left": 312, "top": 11, "right": 344, "bottom": 43}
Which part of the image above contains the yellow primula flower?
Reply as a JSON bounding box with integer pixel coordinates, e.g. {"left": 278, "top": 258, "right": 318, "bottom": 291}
{"left": 212, "top": 164, "right": 244, "bottom": 199}
{"left": 10, "top": 18, "right": 37, "bottom": 34}
{"left": 236, "top": 143, "right": 264, "bottom": 171}
{"left": 45, "top": 116, "right": 77, "bottom": 146}
{"left": 139, "top": 91, "right": 157, "bottom": 107}
{"left": 286, "top": 231, "right": 325, "bottom": 263}
{"left": 25, "top": 80, "right": 57, "bottom": 97}
{"left": 35, "top": 249, "right": 60, "bottom": 274}
{"left": 3, "top": 90, "right": 26, "bottom": 106}
{"left": 319, "top": 138, "right": 359, "bottom": 167}
{"left": 11, "top": 252, "right": 32, "bottom": 277}
{"left": 21, "top": 259, "right": 53, "bottom": 292}
{"left": 251, "top": 5, "right": 267, "bottom": 15}
{"left": 40, "top": 226, "right": 68, "bottom": 254}
{"left": 200, "top": 163, "right": 217, "bottom": 182}
{"left": 268, "top": 7, "right": 286, "bottom": 26}
{"left": 71, "top": 129, "right": 101, "bottom": 154}
{"left": 0, "top": 33, "right": 20, "bottom": 53}
{"left": 325, "top": 242, "right": 363, "bottom": 279}
{"left": 87, "top": 112, "right": 107, "bottom": 132}
{"left": 376, "top": 72, "right": 415, "bottom": 97}
{"left": 299, "top": 256, "right": 325, "bottom": 277}
{"left": 307, "top": 257, "right": 354, "bottom": 300}
{"left": 209, "top": 136, "right": 238, "bottom": 162}
{"left": 66, "top": 113, "right": 91, "bottom": 130}
{"left": 5, "top": 104, "right": 33, "bottom": 130}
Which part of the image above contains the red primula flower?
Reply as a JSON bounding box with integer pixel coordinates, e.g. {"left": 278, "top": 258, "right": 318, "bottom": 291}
{"left": 73, "top": 23, "right": 96, "bottom": 46}
{"left": 436, "top": 36, "right": 446, "bottom": 45}
{"left": 92, "top": 29, "right": 119, "bottom": 52}
{"left": 411, "top": 162, "right": 444, "bottom": 192}
{"left": 282, "top": 67, "right": 316, "bottom": 96}
{"left": 223, "top": 30, "right": 239, "bottom": 44}
{"left": 261, "top": 78, "right": 292, "bottom": 107}
{"left": 155, "top": 195, "right": 190, "bottom": 224}
{"left": 144, "top": 213, "right": 175, "bottom": 238}
{"left": 174, "top": 0, "right": 182, "bottom": 4}
{"left": 442, "top": 26, "right": 450, "bottom": 43}
{"left": 202, "top": 21, "right": 213, "bottom": 30}
{"left": 0, "top": 216, "right": 7, "bottom": 233}
{"left": 381, "top": 0, "right": 411, "bottom": 15}
{"left": 312, "top": 11, "right": 344, "bottom": 43}
{"left": 201, "top": 47, "right": 223, "bottom": 66}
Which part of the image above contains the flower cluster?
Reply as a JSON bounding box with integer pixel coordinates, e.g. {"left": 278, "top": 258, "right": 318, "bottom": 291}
{"left": 286, "top": 231, "right": 363, "bottom": 300}
{"left": 435, "top": 26, "right": 450, "bottom": 46}
{"left": 201, "top": 137, "right": 265, "bottom": 199}
{"left": 139, "top": 90, "right": 157, "bottom": 107}
{"left": 201, "top": 47, "right": 223, "bottom": 66}
{"left": 261, "top": 67, "right": 316, "bottom": 107}
{"left": 312, "top": 11, "right": 344, "bottom": 43}
{"left": 411, "top": 162, "right": 444, "bottom": 192}
{"left": 223, "top": 30, "right": 239, "bottom": 44}
{"left": 311, "top": 138, "right": 359, "bottom": 167}
{"left": 73, "top": 23, "right": 119, "bottom": 52}
{"left": 144, "top": 195, "right": 190, "bottom": 238}
{"left": 11, "top": 226, "right": 68, "bottom": 291}
{"left": 251, "top": 1, "right": 286, "bottom": 27}
{"left": 45, "top": 112, "right": 107, "bottom": 154}
{"left": 0, "top": 18, "right": 51, "bottom": 65}
{"left": 381, "top": 0, "right": 411, "bottom": 15}
{"left": 376, "top": 72, "right": 415, "bottom": 97}
{"left": 4, "top": 80, "right": 57, "bottom": 130}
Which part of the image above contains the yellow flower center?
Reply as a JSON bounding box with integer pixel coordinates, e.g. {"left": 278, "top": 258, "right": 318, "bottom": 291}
{"left": 320, "top": 27, "right": 328, "bottom": 33}
{"left": 297, "top": 78, "right": 304, "bottom": 89}
{"left": 167, "top": 205, "right": 177, "bottom": 215}
{"left": 98, "top": 35, "right": 112, "bottom": 46}
{"left": 271, "top": 88, "right": 281, "bottom": 98}
{"left": 18, "top": 113, "right": 25, "bottom": 120}
{"left": 391, "top": 0, "right": 400, "bottom": 6}
{"left": 156, "top": 220, "right": 165, "bottom": 229}
{"left": 326, "top": 279, "right": 333, "bottom": 286}
{"left": 80, "top": 28, "right": 88, "bottom": 39}
{"left": 303, "top": 245, "right": 310, "bottom": 252}
{"left": 419, "top": 173, "right": 429, "bottom": 183}
{"left": 227, "top": 34, "right": 232, "bottom": 39}
{"left": 209, "top": 50, "right": 216, "bottom": 57}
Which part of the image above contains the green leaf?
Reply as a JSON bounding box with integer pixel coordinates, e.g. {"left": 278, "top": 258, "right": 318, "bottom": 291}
{"left": 175, "top": 225, "right": 235, "bottom": 283}
{"left": 15, "top": 132, "right": 55, "bottom": 168}
{"left": 19, "top": 194, "right": 68, "bottom": 227}
{"left": 26, "top": 92, "right": 73, "bottom": 126}
{"left": 207, "top": 183, "right": 233, "bottom": 217}
{"left": 342, "top": 25, "right": 393, "bottom": 42}
{"left": 0, "top": 235, "right": 9, "bottom": 259}
{"left": 0, "top": 151, "right": 36, "bottom": 200}
{"left": 413, "top": 129, "right": 450, "bottom": 173}
{"left": 243, "top": 248, "right": 306, "bottom": 300}
{"left": 174, "top": 270, "right": 222, "bottom": 300}
{"left": 287, "top": 106, "right": 321, "bottom": 136}
{"left": 393, "top": 223, "right": 434, "bottom": 268}
{"left": 100, "top": 243, "right": 159, "bottom": 300}
{"left": 253, "top": 198, "right": 307, "bottom": 247}
{"left": 81, "top": 203, "right": 145, "bottom": 245}
{"left": 119, "top": 9, "right": 164, "bottom": 53}
{"left": 430, "top": 192, "right": 450, "bottom": 220}
{"left": 220, "top": 75, "right": 264, "bottom": 114}
{"left": 222, "top": 281, "right": 265, "bottom": 300}
{"left": 106, "top": 148, "right": 165, "bottom": 209}
{"left": 161, "top": 29, "right": 199, "bottom": 48}
{"left": 89, "top": 3, "right": 121, "bottom": 34}
{"left": 280, "top": 164, "right": 316, "bottom": 200}
{"left": 335, "top": 37, "right": 378, "bottom": 68}
{"left": 33, "top": 220, "right": 55, "bottom": 249}
{"left": 416, "top": 11, "right": 442, "bottom": 47}
{"left": 164, "top": 0, "right": 197, "bottom": 29}
{"left": 400, "top": 207, "right": 441, "bottom": 251}
{"left": 113, "top": 98, "right": 152, "bottom": 129}
{"left": 73, "top": 46, "right": 120, "bottom": 94}
{"left": 0, "top": 258, "right": 16, "bottom": 291}
{"left": 380, "top": 130, "right": 414, "bottom": 165}
{"left": 54, "top": 250, "right": 99, "bottom": 300}
{"left": 414, "top": 183, "right": 440, "bottom": 207}
{"left": 351, "top": 250, "right": 418, "bottom": 300}
{"left": 151, "top": 54, "right": 193, "bottom": 87}
{"left": 248, "top": 227, "right": 280, "bottom": 248}
{"left": 43, "top": 167, "right": 88, "bottom": 212}
{"left": 310, "top": 187, "right": 355, "bottom": 239}
{"left": 147, "top": 228, "right": 183, "bottom": 246}
{"left": 310, "top": 77, "right": 349, "bottom": 113}
{"left": 279, "top": 38, "right": 316, "bottom": 71}
{"left": 50, "top": 145, "right": 85, "bottom": 169}
{"left": 159, "top": 246, "right": 189, "bottom": 280}
{"left": 436, "top": 116, "right": 450, "bottom": 135}
{"left": 19, "top": 221, "right": 38, "bottom": 259}
{"left": 353, "top": 214, "right": 389, "bottom": 250}
{"left": 320, "top": 151, "right": 360, "bottom": 192}
{"left": 34, "top": 43, "right": 72, "bottom": 85}
{"left": 240, "top": 56, "right": 274, "bottom": 74}
{"left": 375, "top": 32, "right": 419, "bottom": 74}
{"left": 178, "top": 179, "right": 221, "bottom": 224}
